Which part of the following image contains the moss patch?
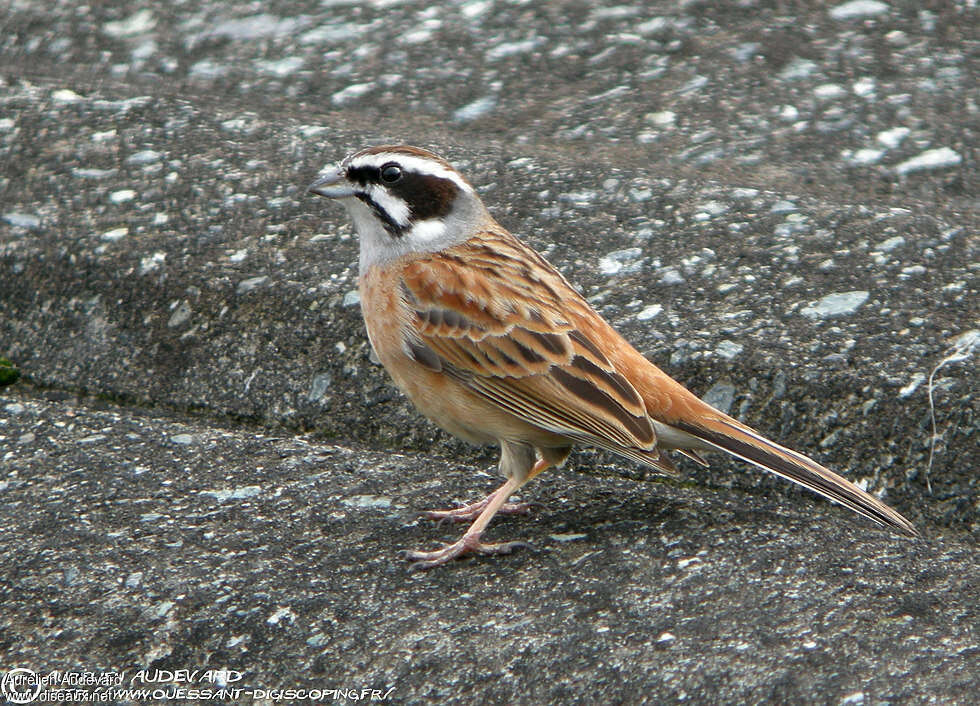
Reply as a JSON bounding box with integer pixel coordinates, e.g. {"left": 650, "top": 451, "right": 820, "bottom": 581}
{"left": 0, "top": 357, "right": 20, "bottom": 386}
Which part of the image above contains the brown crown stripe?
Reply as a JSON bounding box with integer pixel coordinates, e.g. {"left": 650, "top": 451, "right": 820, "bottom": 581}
{"left": 352, "top": 144, "right": 458, "bottom": 172}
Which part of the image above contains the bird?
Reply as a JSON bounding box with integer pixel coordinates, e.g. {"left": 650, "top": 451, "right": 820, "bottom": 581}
{"left": 307, "top": 144, "right": 917, "bottom": 569}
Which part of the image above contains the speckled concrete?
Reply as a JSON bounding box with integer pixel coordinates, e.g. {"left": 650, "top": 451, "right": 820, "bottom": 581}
{"left": 0, "top": 1, "right": 977, "bottom": 703}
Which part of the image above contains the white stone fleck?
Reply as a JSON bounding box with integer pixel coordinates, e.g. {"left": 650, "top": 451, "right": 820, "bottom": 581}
{"left": 309, "top": 372, "right": 333, "bottom": 401}
{"left": 778, "top": 104, "right": 800, "bottom": 121}
{"left": 852, "top": 77, "right": 876, "bottom": 97}
{"left": 876, "top": 127, "right": 910, "bottom": 149}
{"left": 847, "top": 148, "right": 884, "bottom": 165}
{"left": 255, "top": 56, "right": 304, "bottom": 77}
{"left": 693, "top": 201, "right": 729, "bottom": 220}
{"left": 203, "top": 485, "right": 262, "bottom": 502}
{"left": 560, "top": 190, "right": 599, "bottom": 206}
{"left": 677, "top": 75, "right": 708, "bottom": 95}
{"left": 342, "top": 290, "right": 361, "bottom": 307}
{"left": 598, "top": 248, "right": 643, "bottom": 276}
{"left": 714, "top": 341, "right": 744, "bottom": 361}
{"left": 140, "top": 252, "right": 166, "bottom": 274}
{"left": 486, "top": 37, "right": 544, "bottom": 61}
{"left": 299, "top": 23, "right": 371, "bottom": 44}
{"left": 73, "top": 168, "right": 116, "bottom": 179}
{"left": 830, "top": 1, "right": 889, "bottom": 21}
{"left": 801, "top": 291, "right": 869, "bottom": 319}
{"left": 898, "top": 373, "right": 926, "bottom": 399}
{"left": 637, "top": 17, "right": 673, "bottom": 35}
{"left": 171, "top": 433, "right": 196, "bottom": 445}
{"left": 876, "top": 235, "right": 905, "bottom": 252}
{"left": 109, "top": 189, "right": 136, "bottom": 204}
{"left": 549, "top": 532, "right": 588, "bottom": 543}
{"left": 646, "top": 110, "right": 676, "bottom": 126}
{"left": 126, "top": 149, "right": 162, "bottom": 165}
{"left": 168, "top": 300, "right": 191, "bottom": 327}
{"left": 266, "top": 606, "right": 296, "bottom": 625}
{"left": 52, "top": 89, "right": 83, "bottom": 103}
{"left": 895, "top": 147, "right": 961, "bottom": 175}
{"left": 703, "top": 382, "right": 736, "bottom": 414}
{"left": 298, "top": 125, "right": 327, "bottom": 138}
{"left": 331, "top": 82, "right": 375, "bottom": 105}
{"left": 636, "top": 304, "right": 663, "bottom": 321}
{"left": 104, "top": 9, "right": 156, "bottom": 38}
{"left": 401, "top": 22, "right": 440, "bottom": 45}
{"left": 659, "top": 267, "right": 685, "bottom": 285}
{"left": 189, "top": 59, "right": 228, "bottom": 79}
{"left": 3, "top": 212, "right": 40, "bottom": 228}
{"left": 237, "top": 275, "right": 268, "bottom": 293}
{"left": 209, "top": 14, "right": 305, "bottom": 41}
{"left": 657, "top": 632, "right": 676, "bottom": 644}
{"left": 779, "top": 58, "right": 818, "bottom": 81}
{"left": 461, "top": 1, "right": 491, "bottom": 19}
{"left": 814, "top": 83, "right": 846, "bottom": 100}
{"left": 839, "top": 692, "right": 865, "bottom": 706}
{"left": 342, "top": 495, "right": 393, "bottom": 509}
{"left": 453, "top": 95, "right": 497, "bottom": 122}
{"left": 101, "top": 227, "right": 129, "bottom": 241}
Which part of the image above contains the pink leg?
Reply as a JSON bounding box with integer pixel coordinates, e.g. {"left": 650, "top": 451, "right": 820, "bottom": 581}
{"left": 420, "top": 483, "right": 539, "bottom": 523}
{"left": 404, "top": 462, "right": 548, "bottom": 570}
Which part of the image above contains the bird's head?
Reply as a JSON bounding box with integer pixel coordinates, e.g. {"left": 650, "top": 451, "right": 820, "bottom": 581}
{"left": 309, "top": 145, "right": 489, "bottom": 270}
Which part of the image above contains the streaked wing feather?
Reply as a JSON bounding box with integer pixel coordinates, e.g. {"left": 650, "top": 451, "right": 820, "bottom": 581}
{"left": 400, "top": 231, "right": 660, "bottom": 457}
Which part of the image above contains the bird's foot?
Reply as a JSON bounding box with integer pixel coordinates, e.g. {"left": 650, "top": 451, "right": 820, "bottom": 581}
{"left": 420, "top": 497, "right": 541, "bottom": 524}
{"left": 402, "top": 533, "right": 533, "bottom": 570}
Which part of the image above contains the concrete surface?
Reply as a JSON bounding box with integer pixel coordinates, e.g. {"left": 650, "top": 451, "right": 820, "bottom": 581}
{"left": 1, "top": 0, "right": 977, "bottom": 703}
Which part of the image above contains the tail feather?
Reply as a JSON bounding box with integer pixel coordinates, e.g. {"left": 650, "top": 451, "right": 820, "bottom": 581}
{"left": 674, "top": 416, "right": 918, "bottom": 537}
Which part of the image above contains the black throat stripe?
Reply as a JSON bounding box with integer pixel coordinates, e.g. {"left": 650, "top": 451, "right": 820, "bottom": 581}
{"left": 355, "top": 193, "right": 405, "bottom": 237}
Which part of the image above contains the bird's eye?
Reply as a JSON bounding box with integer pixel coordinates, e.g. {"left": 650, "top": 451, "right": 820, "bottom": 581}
{"left": 380, "top": 164, "right": 403, "bottom": 184}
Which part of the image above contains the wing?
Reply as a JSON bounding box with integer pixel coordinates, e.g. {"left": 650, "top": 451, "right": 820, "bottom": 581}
{"left": 398, "top": 229, "right": 675, "bottom": 473}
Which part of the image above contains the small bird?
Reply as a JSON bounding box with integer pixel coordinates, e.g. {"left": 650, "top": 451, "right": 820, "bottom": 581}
{"left": 308, "top": 145, "right": 917, "bottom": 568}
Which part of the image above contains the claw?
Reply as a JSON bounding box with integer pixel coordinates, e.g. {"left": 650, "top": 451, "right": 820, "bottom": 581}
{"left": 404, "top": 535, "right": 534, "bottom": 570}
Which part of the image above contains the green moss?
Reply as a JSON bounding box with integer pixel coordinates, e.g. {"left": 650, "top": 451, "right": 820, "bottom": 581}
{"left": 0, "top": 357, "right": 20, "bottom": 386}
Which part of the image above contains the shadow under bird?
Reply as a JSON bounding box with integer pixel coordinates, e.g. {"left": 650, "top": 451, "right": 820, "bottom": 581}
{"left": 308, "top": 144, "right": 917, "bottom": 569}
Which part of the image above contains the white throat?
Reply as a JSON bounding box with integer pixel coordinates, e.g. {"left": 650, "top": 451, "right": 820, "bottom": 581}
{"left": 343, "top": 192, "right": 489, "bottom": 276}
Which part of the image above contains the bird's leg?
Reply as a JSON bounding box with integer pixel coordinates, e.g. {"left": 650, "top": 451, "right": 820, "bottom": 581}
{"left": 419, "top": 480, "right": 540, "bottom": 523}
{"left": 405, "top": 459, "right": 549, "bottom": 569}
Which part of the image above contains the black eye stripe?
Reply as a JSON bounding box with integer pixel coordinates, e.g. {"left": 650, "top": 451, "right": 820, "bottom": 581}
{"left": 345, "top": 163, "right": 460, "bottom": 236}
{"left": 346, "top": 165, "right": 379, "bottom": 186}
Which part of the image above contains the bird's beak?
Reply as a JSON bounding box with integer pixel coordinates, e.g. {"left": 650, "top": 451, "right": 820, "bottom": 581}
{"left": 307, "top": 164, "right": 356, "bottom": 198}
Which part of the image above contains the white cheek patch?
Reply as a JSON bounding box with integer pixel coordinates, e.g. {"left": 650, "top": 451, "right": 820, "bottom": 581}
{"left": 406, "top": 218, "right": 447, "bottom": 242}
{"left": 366, "top": 184, "right": 411, "bottom": 227}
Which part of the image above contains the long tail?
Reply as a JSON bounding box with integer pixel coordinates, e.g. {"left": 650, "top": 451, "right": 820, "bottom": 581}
{"left": 671, "top": 414, "right": 918, "bottom": 536}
